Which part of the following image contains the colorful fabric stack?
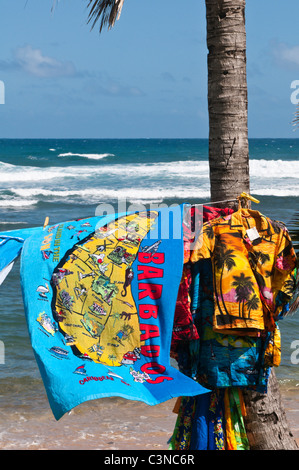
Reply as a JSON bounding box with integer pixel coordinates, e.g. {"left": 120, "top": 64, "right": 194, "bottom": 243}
{"left": 170, "top": 206, "right": 298, "bottom": 450}
{"left": 169, "top": 388, "right": 249, "bottom": 450}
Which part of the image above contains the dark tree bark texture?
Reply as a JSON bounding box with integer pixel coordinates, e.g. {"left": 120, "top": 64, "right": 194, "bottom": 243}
{"left": 243, "top": 370, "right": 298, "bottom": 450}
{"left": 205, "top": 0, "right": 250, "bottom": 205}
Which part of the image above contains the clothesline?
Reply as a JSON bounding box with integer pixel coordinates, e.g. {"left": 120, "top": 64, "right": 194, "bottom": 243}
{"left": 199, "top": 198, "right": 238, "bottom": 206}
{"left": 197, "top": 192, "right": 260, "bottom": 207}
{"left": 41, "top": 194, "right": 259, "bottom": 235}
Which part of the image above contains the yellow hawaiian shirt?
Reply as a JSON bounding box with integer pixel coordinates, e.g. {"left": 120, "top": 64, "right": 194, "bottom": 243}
{"left": 191, "top": 209, "right": 297, "bottom": 335}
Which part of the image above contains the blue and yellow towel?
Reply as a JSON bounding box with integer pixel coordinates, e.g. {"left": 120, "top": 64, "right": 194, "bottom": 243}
{"left": 0, "top": 206, "right": 209, "bottom": 420}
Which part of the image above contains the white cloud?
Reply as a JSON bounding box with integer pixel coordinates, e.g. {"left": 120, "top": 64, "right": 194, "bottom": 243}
{"left": 273, "top": 42, "right": 299, "bottom": 68}
{"left": 14, "top": 45, "right": 77, "bottom": 78}
{"left": 85, "top": 77, "right": 145, "bottom": 98}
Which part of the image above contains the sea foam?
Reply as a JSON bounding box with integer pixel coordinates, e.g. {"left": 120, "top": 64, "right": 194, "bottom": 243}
{"left": 0, "top": 159, "right": 298, "bottom": 182}
{"left": 0, "top": 159, "right": 298, "bottom": 204}
{"left": 57, "top": 153, "right": 115, "bottom": 160}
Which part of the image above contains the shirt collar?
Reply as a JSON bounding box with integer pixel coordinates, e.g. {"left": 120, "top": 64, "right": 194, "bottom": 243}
{"left": 230, "top": 209, "right": 274, "bottom": 236}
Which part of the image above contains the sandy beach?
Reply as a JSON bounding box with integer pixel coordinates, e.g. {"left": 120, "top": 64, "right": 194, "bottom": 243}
{"left": 0, "top": 385, "right": 298, "bottom": 450}
{"left": 0, "top": 396, "right": 177, "bottom": 450}
{"left": 282, "top": 389, "right": 299, "bottom": 448}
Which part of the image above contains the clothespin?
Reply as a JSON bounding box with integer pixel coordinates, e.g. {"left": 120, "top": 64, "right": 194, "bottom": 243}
{"left": 237, "top": 192, "right": 260, "bottom": 210}
{"left": 239, "top": 192, "right": 260, "bottom": 204}
{"left": 43, "top": 216, "right": 49, "bottom": 230}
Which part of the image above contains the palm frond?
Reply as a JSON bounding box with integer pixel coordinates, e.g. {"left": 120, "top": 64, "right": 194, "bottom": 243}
{"left": 87, "top": 0, "right": 125, "bottom": 33}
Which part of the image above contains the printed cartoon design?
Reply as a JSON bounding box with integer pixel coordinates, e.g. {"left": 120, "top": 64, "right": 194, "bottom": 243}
{"left": 50, "top": 212, "right": 158, "bottom": 367}
{"left": 37, "top": 311, "right": 58, "bottom": 336}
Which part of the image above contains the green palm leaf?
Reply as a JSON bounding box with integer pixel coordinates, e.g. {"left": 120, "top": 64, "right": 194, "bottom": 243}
{"left": 87, "top": 0, "right": 125, "bottom": 32}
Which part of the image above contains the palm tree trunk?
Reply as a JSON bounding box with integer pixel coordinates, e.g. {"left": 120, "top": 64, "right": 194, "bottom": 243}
{"left": 242, "top": 298, "right": 246, "bottom": 317}
{"left": 243, "top": 370, "right": 298, "bottom": 450}
{"left": 205, "top": 0, "right": 250, "bottom": 206}
{"left": 205, "top": 0, "right": 298, "bottom": 450}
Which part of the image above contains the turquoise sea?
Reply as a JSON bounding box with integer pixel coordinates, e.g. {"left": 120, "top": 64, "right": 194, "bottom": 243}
{"left": 0, "top": 138, "right": 298, "bottom": 449}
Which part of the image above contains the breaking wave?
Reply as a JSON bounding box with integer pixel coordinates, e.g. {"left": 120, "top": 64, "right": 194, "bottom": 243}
{"left": 0, "top": 159, "right": 298, "bottom": 206}
{"left": 57, "top": 152, "right": 115, "bottom": 160}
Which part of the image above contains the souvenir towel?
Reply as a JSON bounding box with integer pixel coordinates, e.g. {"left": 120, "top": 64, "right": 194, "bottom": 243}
{"left": 18, "top": 205, "right": 209, "bottom": 420}
{"left": 0, "top": 227, "right": 41, "bottom": 285}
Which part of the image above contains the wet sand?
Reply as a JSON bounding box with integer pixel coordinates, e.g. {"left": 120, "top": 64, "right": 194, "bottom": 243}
{"left": 0, "top": 397, "right": 178, "bottom": 450}
{"left": 0, "top": 388, "right": 298, "bottom": 450}
{"left": 282, "top": 389, "right": 299, "bottom": 447}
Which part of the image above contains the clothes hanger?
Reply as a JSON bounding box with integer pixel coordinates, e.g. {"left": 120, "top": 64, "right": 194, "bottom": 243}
{"left": 237, "top": 192, "right": 260, "bottom": 211}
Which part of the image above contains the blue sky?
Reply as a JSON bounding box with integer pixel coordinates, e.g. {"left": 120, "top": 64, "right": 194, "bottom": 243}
{"left": 0, "top": 0, "right": 299, "bottom": 138}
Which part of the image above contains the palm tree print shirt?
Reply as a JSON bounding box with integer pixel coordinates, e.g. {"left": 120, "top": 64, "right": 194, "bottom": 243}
{"left": 191, "top": 209, "right": 297, "bottom": 335}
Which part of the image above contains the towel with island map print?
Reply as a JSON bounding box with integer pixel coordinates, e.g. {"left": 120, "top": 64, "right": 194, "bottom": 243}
{"left": 19, "top": 205, "right": 209, "bottom": 420}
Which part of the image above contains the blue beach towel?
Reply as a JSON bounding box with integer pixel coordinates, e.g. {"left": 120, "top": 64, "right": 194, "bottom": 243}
{"left": 0, "top": 226, "right": 42, "bottom": 285}
{"left": 2, "top": 205, "right": 209, "bottom": 420}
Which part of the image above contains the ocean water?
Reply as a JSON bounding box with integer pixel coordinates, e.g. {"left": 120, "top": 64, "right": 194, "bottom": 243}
{"left": 0, "top": 137, "right": 298, "bottom": 449}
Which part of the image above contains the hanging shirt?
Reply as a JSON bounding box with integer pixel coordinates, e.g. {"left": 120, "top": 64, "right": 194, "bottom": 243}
{"left": 170, "top": 263, "right": 199, "bottom": 354}
{"left": 172, "top": 204, "right": 235, "bottom": 348}
{"left": 191, "top": 209, "right": 297, "bottom": 335}
{"left": 191, "top": 259, "right": 270, "bottom": 391}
